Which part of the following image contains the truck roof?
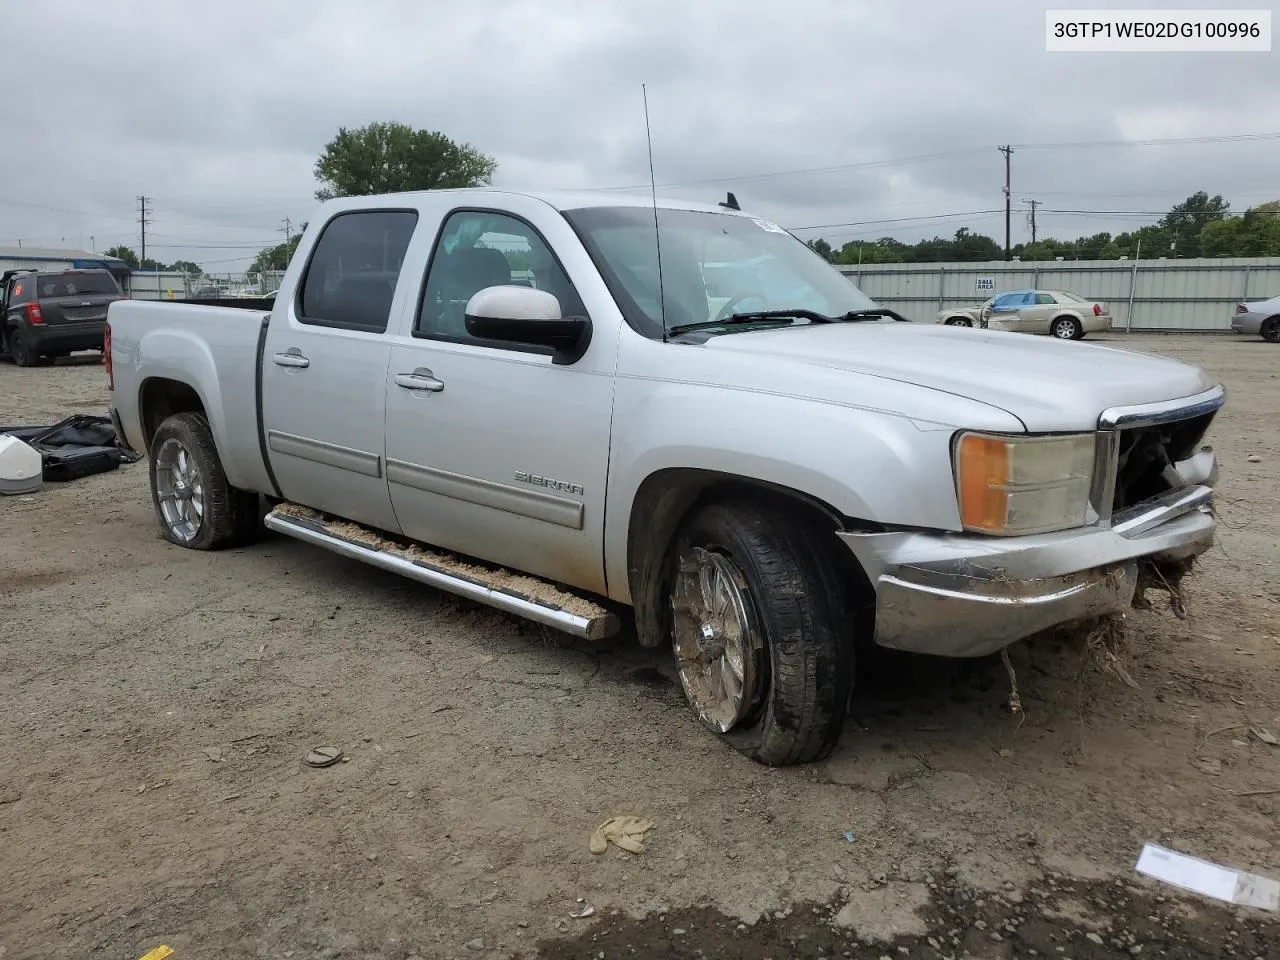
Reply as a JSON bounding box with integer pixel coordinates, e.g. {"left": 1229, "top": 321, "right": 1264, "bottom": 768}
{"left": 317, "top": 187, "right": 750, "bottom": 218}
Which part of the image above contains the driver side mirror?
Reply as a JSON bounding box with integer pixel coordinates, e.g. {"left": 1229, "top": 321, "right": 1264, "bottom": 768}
{"left": 464, "top": 285, "right": 593, "bottom": 365}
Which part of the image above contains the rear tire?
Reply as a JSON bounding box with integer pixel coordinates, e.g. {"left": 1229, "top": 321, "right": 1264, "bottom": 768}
{"left": 945, "top": 317, "right": 973, "bottom": 327}
{"left": 667, "top": 500, "right": 853, "bottom": 766}
{"left": 1261, "top": 316, "right": 1280, "bottom": 343}
{"left": 9, "top": 327, "right": 40, "bottom": 366}
{"left": 148, "top": 411, "right": 261, "bottom": 550}
{"left": 1051, "top": 316, "right": 1083, "bottom": 340}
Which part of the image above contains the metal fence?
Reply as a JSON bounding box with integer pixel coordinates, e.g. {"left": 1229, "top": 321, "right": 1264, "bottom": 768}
{"left": 838, "top": 257, "right": 1280, "bottom": 331}
{"left": 126, "top": 270, "right": 287, "bottom": 300}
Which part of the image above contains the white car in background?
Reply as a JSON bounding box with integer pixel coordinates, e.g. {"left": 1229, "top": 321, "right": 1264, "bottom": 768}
{"left": 1231, "top": 294, "right": 1280, "bottom": 343}
{"left": 937, "top": 288, "right": 1113, "bottom": 340}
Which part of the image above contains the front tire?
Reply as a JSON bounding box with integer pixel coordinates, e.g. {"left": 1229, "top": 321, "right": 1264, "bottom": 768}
{"left": 148, "top": 411, "right": 260, "bottom": 550}
{"left": 668, "top": 500, "right": 853, "bottom": 766}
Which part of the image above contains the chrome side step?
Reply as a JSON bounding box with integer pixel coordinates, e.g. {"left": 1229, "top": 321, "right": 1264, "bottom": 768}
{"left": 264, "top": 503, "right": 621, "bottom": 641}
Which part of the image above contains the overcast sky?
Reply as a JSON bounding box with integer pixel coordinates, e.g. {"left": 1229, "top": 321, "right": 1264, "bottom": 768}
{"left": 3, "top": 0, "right": 1277, "bottom": 271}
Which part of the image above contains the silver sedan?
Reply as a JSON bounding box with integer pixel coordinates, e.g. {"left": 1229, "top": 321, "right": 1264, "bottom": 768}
{"left": 1231, "top": 294, "right": 1280, "bottom": 342}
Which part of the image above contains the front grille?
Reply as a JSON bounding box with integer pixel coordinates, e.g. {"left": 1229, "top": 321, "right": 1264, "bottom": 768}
{"left": 1111, "top": 410, "right": 1216, "bottom": 514}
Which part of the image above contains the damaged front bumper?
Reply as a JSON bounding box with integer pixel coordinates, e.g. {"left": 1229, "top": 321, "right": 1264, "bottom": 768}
{"left": 839, "top": 482, "right": 1218, "bottom": 659}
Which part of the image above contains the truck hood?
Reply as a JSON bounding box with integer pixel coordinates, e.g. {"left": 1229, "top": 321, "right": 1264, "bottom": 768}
{"left": 702, "top": 322, "right": 1216, "bottom": 431}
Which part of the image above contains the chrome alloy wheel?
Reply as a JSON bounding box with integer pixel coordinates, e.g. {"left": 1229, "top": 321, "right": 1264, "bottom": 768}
{"left": 670, "top": 546, "right": 764, "bottom": 733}
{"left": 154, "top": 437, "right": 205, "bottom": 542}
{"left": 1052, "top": 317, "right": 1078, "bottom": 339}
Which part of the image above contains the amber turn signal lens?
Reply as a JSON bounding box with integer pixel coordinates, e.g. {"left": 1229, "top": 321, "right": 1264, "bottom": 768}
{"left": 956, "top": 434, "right": 1011, "bottom": 532}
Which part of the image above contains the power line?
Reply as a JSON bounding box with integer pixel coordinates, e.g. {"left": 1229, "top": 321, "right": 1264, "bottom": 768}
{"left": 788, "top": 209, "right": 1004, "bottom": 232}
{"left": 592, "top": 147, "right": 992, "bottom": 192}
{"left": 588, "top": 130, "right": 1280, "bottom": 194}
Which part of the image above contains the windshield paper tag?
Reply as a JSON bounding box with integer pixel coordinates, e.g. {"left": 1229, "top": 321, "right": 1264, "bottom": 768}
{"left": 752, "top": 218, "right": 788, "bottom": 234}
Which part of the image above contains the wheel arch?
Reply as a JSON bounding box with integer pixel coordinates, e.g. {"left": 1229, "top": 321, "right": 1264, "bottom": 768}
{"left": 139, "top": 376, "right": 207, "bottom": 450}
{"left": 624, "top": 467, "right": 877, "bottom": 649}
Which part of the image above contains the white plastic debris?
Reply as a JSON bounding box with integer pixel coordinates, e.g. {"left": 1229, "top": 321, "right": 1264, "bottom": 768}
{"left": 0, "top": 435, "right": 42, "bottom": 495}
{"left": 1136, "top": 843, "right": 1279, "bottom": 912}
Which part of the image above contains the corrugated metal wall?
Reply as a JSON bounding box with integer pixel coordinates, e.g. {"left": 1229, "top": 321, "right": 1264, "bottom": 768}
{"left": 839, "top": 257, "right": 1280, "bottom": 330}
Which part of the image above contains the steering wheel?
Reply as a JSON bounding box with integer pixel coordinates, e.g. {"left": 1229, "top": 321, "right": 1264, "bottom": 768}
{"left": 713, "top": 291, "right": 768, "bottom": 323}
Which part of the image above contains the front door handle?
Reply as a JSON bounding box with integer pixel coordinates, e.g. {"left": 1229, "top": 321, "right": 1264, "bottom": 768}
{"left": 273, "top": 350, "right": 310, "bottom": 368}
{"left": 394, "top": 367, "right": 444, "bottom": 392}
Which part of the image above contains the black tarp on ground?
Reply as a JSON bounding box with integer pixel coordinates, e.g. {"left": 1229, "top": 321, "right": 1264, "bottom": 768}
{"left": 0, "top": 415, "right": 141, "bottom": 482}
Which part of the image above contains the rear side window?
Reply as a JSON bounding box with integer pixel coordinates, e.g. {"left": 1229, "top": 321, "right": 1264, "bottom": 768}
{"left": 298, "top": 210, "right": 418, "bottom": 332}
{"left": 1035, "top": 293, "right": 1056, "bottom": 305}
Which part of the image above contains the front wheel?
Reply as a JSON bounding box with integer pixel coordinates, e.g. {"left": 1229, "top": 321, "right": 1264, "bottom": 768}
{"left": 668, "top": 500, "right": 853, "bottom": 766}
{"left": 148, "top": 411, "right": 261, "bottom": 550}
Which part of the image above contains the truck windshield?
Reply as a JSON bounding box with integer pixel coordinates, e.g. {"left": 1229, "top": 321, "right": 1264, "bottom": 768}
{"left": 37, "top": 272, "right": 120, "bottom": 296}
{"left": 562, "top": 205, "right": 880, "bottom": 339}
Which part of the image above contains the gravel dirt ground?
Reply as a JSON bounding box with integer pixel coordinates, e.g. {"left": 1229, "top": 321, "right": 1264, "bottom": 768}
{"left": 1, "top": 334, "right": 1277, "bottom": 960}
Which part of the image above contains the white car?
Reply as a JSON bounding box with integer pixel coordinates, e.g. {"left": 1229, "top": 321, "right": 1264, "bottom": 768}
{"left": 1231, "top": 294, "right": 1280, "bottom": 342}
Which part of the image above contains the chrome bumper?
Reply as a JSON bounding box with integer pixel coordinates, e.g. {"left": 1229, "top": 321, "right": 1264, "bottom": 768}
{"left": 839, "top": 483, "right": 1216, "bottom": 658}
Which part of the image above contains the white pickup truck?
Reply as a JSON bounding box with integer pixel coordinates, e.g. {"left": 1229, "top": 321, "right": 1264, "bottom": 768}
{"left": 106, "top": 188, "right": 1225, "bottom": 766}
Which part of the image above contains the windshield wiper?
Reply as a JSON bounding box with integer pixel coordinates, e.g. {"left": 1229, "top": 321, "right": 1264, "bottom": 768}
{"left": 667, "top": 309, "right": 834, "bottom": 336}
{"left": 833, "top": 308, "right": 908, "bottom": 322}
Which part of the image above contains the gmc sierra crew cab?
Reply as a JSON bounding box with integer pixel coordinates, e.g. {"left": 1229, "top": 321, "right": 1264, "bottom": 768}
{"left": 105, "top": 188, "right": 1225, "bottom": 766}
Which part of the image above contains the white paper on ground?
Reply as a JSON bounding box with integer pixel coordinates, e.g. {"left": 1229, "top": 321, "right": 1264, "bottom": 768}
{"left": 1136, "top": 843, "right": 1280, "bottom": 912}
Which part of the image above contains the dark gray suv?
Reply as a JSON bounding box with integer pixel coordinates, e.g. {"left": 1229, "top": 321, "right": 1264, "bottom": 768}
{"left": 1, "top": 268, "right": 125, "bottom": 366}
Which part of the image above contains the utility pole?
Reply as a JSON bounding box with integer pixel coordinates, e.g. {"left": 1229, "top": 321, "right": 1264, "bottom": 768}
{"left": 280, "top": 216, "right": 293, "bottom": 246}
{"left": 998, "top": 146, "right": 1013, "bottom": 259}
{"left": 1024, "top": 198, "right": 1041, "bottom": 244}
{"left": 138, "top": 195, "right": 152, "bottom": 266}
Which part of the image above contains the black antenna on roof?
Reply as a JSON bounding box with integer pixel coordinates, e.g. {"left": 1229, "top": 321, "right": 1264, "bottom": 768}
{"left": 719, "top": 191, "right": 740, "bottom": 211}
{"left": 642, "top": 83, "right": 667, "bottom": 343}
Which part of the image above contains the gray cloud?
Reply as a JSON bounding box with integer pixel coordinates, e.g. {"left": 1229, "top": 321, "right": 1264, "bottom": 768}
{"left": 2, "top": 0, "right": 1275, "bottom": 269}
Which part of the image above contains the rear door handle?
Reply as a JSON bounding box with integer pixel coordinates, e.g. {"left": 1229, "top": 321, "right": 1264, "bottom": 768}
{"left": 394, "top": 367, "right": 444, "bottom": 392}
{"left": 273, "top": 350, "right": 310, "bottom": 368}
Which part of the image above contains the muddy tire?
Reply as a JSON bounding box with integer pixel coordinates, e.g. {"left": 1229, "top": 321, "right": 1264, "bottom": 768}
{"left": 148, "top": 411, "right": 260, "bottom": 550}
{"left": 667, "top": 500, "right": 853, "bottom": 766}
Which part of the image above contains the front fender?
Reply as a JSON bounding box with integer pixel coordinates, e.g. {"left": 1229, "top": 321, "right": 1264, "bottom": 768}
{"left": 603, "top": 383, "right": 998, "bottom": 603}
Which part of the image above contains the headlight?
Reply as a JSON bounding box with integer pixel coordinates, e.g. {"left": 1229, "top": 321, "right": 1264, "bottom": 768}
{"left": 953, "top": 432, "right": 1095, "bottom": 535}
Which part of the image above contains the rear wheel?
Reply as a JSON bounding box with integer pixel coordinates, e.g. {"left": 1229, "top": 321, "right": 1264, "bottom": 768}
{"left": 1051, "top": 316, "right": 1083, "bottom": 340}
{"left": 667, "top": 500, "right": 853, "bottom": 766}
{"left": 9, "top": 327, "right": 40, "bottom": 366}
{"left": 1261, "top": 316, "right": 1280, "bottom": 343}
{"left": 945, "top": 317, "right": 973, "bottom": 327}
{"left": 148, "top": 411, "right": 261, "bottom": 550}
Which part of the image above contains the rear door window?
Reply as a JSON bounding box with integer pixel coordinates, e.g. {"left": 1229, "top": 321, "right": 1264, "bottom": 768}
{"left": 298, "top": 209, "right": 419, "bottom": 333}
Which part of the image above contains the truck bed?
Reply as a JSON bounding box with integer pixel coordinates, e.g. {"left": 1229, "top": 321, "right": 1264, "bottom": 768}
{"left": 106, "top": 298, "right": 276, "bottom": 495}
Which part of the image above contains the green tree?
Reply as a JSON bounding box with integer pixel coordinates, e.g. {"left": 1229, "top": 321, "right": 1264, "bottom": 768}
{"left": 313, "top": 121, "right": 497, "bottom": 201}
{"left": 168, "top": 259, "right": 203, "bottom": 275}
{"left": 1159, "top": 191, "right": 1229, "bottom": 257}
{"left": 104, "top": 245, "right": 139, "bottom": 268}
{"left": 1199, "top": 202, "right": 1280, "bottom": 257}
{"left": 248, "top": 232, "right": 304, "bottom": 275}
{"left": 806, "top": 238, "right": 834, "bottom": 261}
